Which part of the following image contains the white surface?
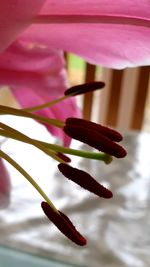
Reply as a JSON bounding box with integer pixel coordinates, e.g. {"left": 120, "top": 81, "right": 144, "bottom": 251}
{"left": 0, "top": 117, "right": 150, "bottom": 267}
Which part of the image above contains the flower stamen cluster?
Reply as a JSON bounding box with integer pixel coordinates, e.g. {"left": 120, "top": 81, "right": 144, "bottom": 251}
{"left": 0, "top": 81, "right": 127, "bottom": 245}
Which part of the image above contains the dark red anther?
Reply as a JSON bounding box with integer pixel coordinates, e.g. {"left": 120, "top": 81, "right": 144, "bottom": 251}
{"left": 58, "top": 163, "right": 113, "bottom": 199}
{"left": 64, "top": 81, "right": 105, "bottom": 96}
{"left": 41, "top": 202, "right": 86, "bottom": 246}
{"left": 64, "top": 124, "right": 127, "bottom": 158}
{"left": 66, "top": 118, "right": 123, "bottom": 142}
{"left": 56, "top": 152, "right": 71, "bottom": 163}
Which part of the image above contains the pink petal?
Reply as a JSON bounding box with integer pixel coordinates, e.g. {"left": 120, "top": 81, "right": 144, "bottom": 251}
{"left": 0, "top": 40, "right": 65, "bottom": 73}
{"left": 0, "top": 40, "right": 67, "bottom": 95}
{"left": 0, "top": 38, "right": 80, "bottom": 145}
{"left": 0, "top": 1, "right": 45, "bottom": 52}
{"left": 0, "top": 158, "right": 11, "bottom": 209}
{"left": 22, "top": 0, "right": 150, "bottom": 68}
{"left": 41, "top": 0, "right": 150, "bottom": 17}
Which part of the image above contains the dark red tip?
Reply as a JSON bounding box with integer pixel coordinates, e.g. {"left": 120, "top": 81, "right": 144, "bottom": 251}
{"left": 64, "top": 81, "right": 105, "bottom": 96}
{"left": 41, "top": 202, "right": 86, "bottom": 246}
{"left": 56, "top": 152, "right": 71, "bottom": 163}
{"left": 66, "top": 118, "right": 123, "bottom": 142}
{"left": 64, "top": 124, "right": 127, "bottom": 158}
{"left": 58, "top": 163, "right": 113, "bottom": 199}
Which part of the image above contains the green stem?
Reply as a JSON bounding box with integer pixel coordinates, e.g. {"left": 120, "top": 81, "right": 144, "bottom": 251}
{"left": 0, "top": 149, "right": 58, "bottom": 212}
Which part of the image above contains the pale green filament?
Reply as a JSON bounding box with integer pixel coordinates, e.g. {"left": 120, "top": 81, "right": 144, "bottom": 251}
{"left": 0, "top": 122, "right": 65, "bottom": 163}
{"left": 23, "top": 95, "right": 68, "bottom": 112}
{"left": 0, "top": 149, "right": 58, "bottom": 213}
{"left": 0, "top": 105, "right": 64, "bottom": 128}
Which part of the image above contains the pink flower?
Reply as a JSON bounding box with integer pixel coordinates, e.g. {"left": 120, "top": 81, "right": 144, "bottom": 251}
{"left": 0, "top": 1, "right": 150, "bottom": 68}
{"left": 0, "top": 1, "right": 149, "bottom": 245}
{"left": 0, "top": 158, "right": 11, "bottom": 209}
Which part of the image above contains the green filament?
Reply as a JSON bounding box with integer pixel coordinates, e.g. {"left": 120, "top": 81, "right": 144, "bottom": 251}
{"left": 0, "top": 105, "right": 64, "bottom": 128}
{"left": 0, "top": 149, "right": 58, "bottom": 212}
{"left": 0, "top": 122, "right": 65, "bottom": 163}
{"left": 0, "top": 127, "right": 112, "bottom": 164}
{"left": 23, "top": 95, "right": 68, "bottom": 112}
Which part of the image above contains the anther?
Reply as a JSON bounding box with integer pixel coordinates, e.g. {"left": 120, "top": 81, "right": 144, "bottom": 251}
{"left": 64, "top": 81, "right": 105, "bottom": 96}
{"left": 56, "top": 152, "right": 71, "bottom": 163}
{"left": 66, "top": 118, "right": 123, "bottom": 142}
{"left": 64, "top": 124, "right": 127, "bottom": 158}
{"left": 41, "top": 201, "right": 87, "bottom": 246}
{"left": 58, "top": 163, "right": 113, "bottom": 198}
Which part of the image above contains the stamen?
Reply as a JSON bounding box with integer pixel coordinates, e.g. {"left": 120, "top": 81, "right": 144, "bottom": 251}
{"left": 23, "top": 82, "right": 105, "bottom": 112}
{"left": 0, "top": 122, "right": 65, "bottom": 163}
{"left": 64, "top": 124, "right": 127, "bottom": 158}
{"left": 0, "top": 128, "right": 112, "bottom": 164}
{"left": 41, "top": 201, "right": 87, "bottom": 246}
{"left": 0, "top": 72, "right": 127, "bottom": 246}
{"left": 58, "top": 163, "right": 113, "bottom": 199}
{"left": 64, "top": 81, "right": 105, "bottom": 96}
{"left": 0, "top": 149, "right": 58, "bottom": 212}
{"left": 0, "top": 105, "right": 64, "bottom": 128}
{"left": 23, "top": 95, "right": 67, "bottom": 112}
{"left": 66, "top": 118, "right": 123, "bottom": 142}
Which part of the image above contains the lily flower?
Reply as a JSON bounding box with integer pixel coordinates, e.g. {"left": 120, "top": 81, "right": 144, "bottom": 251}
{"left": 0, "top": 0, "right": 149, "bottom": 245}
